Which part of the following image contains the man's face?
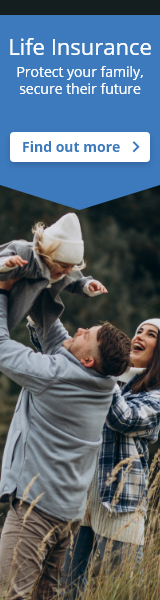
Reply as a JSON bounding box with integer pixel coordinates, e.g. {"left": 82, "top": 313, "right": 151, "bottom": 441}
{"left": 63, "top": 326, "right": 101, "bottom": 367}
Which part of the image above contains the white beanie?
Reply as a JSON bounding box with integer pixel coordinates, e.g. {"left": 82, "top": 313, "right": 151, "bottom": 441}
{"left": 135, "top": 318, "right": 160, "bottom": 333}
{"left": 42, "top": 213, "right": 84, "bottom": 265}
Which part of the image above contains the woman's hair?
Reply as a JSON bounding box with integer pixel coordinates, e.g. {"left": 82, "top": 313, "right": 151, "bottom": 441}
{"left": 32, "top": 222, "right": 85, "bottom": 271}
{"left": 131, "top": 329, "right": 160, "bottom": 393}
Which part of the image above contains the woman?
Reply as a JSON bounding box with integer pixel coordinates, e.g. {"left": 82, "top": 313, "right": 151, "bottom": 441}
{"left": 62, "top": 318, "right": 160, "bottom": 597}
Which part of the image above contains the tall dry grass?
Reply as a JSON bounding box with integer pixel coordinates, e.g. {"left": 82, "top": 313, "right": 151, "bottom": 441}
{"left": 1, "top": 453, "right": 160, "bottom": 599}
{"left": 62, "top": 451, "right": 160, "bottom": 600}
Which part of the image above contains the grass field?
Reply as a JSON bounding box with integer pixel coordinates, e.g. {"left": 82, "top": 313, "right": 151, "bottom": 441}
{"left": 0, "top": 451, "right": 160, "bottom": 599}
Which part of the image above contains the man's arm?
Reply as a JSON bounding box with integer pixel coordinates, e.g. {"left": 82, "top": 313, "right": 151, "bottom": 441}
{"left": 0, "top": 293, "right": 63, "bottom": 394}
{"left": 31, "top": 317, "right": 70, "bottom": 355}
{"left": 106, "top": 383, "right": 160, "bottom": 438}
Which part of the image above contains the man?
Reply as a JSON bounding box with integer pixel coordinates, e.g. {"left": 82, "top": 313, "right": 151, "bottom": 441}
{"left": 0, "top": 280, "right": 131, "bottom": 600}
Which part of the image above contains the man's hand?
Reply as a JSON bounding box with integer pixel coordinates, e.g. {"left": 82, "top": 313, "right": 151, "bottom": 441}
{"left": 88, "top": 281, "right": 108, "bottom": 294}
{"left": 5, "top": 255, "right": 28, "bottom": 268}
{"left": 0, "top": 278, "right": 21, "bottom": 291}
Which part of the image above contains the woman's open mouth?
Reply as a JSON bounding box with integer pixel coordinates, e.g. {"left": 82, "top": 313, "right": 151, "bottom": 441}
{"left": 132, "top": 342, "right": 144, "bottom": 351}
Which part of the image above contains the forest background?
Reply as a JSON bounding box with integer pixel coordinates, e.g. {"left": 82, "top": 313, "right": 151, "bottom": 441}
{"left": 0, "top": 184, "right": 160, "bottom": 528}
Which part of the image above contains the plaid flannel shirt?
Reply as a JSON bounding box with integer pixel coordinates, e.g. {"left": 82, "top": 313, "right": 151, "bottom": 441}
{"left": 98, "top": 376, "right": 160, "bottom": 515}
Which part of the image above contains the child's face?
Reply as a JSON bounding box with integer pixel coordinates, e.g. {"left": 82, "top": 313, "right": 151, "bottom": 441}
{"left": 50, "top": 261, "right": 75, "bottom": 279}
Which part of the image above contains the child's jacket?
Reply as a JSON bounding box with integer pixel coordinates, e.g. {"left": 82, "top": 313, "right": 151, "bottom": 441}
{"left": 0, "top": 239, "right": 92, "bottom": 335}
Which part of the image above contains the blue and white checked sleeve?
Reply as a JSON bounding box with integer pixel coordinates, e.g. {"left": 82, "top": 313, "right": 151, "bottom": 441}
{"left": 106, "top": 383, "right": 160, "bottom": 439}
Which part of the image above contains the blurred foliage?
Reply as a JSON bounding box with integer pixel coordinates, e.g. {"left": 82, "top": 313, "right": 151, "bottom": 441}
{"left": 0, "top": 184, "right": 160, "bottom": 527}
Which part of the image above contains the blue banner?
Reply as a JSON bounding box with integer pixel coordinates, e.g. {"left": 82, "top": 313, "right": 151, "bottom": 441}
{"left": 0, "top": 15, "right": 159, "bottom": 208}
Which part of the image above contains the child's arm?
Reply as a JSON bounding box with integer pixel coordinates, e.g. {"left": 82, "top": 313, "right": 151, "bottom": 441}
{"left": 0, "top": 255, "right": 28, "bottom": 272}
{"left": 65, "top": 271, "right": 108, "bottom": 297}
{"left": 83, "top": 280, "right": 107, "bottom": 296}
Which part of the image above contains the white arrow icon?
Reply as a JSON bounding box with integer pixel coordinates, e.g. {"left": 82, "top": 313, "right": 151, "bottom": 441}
{"left": 133, "top": 141, "right": 140, "bottom": 152}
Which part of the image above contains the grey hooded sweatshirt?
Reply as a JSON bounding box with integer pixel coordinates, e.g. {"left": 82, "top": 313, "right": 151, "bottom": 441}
{"left": 0, "top": 295, "right": 116, "bottom": 521}
{"left": 0, "top": 239, "right": 93, "bottom": 336}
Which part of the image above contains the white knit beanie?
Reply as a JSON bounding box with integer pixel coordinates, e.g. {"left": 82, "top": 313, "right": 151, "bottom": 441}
{"left": 42, "top": 213, "right": 84, "bottom": 265}
{"left": 135, "top": 318, "right": 160, "bottom": 333}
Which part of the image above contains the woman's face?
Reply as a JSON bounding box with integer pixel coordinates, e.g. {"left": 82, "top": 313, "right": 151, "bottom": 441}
{"left": 131, "top": 323, "right": 158, "bottom": 368}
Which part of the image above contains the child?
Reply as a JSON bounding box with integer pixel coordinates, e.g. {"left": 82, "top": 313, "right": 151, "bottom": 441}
{"left": 0, "top": 213, "right": 107, "bottom": 336}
